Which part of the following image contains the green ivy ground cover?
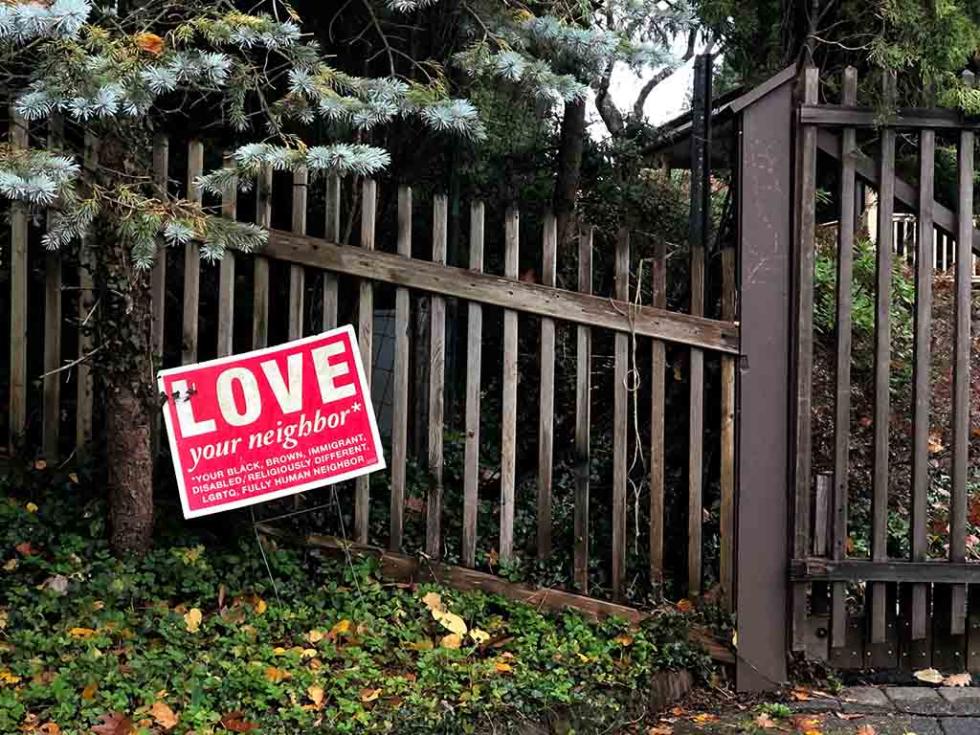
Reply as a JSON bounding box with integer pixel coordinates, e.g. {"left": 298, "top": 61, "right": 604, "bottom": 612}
{"left": 0, "top": 467, "right": 708, "bottom": 734}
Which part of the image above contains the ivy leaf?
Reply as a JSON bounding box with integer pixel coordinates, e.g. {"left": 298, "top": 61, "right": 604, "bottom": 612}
{"left": 149, "top": 701, "right": 178, "bottom": 730}
{"left": 91, "top": 712, "right": 134, "bottom": 735}
{"left": 219, "top": 711, "right": 259, "bottom": 732}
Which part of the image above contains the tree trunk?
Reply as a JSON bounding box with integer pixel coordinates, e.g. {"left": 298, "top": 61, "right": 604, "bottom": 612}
{"left": 107, "top": 379, "right": 154, "bottom": 553}
{"left": 553, "top": 97, "right": 586, "bottom": 247}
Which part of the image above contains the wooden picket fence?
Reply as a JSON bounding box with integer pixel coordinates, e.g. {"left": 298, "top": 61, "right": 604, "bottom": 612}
{"left": 3, "top": 114, "right": 739, "bottom": 609}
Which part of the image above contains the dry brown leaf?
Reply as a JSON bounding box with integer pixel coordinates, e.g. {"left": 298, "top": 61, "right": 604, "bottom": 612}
{"left": 81, "top": 682, "right": 98, "bottom": 700}
{"left": 38, "top": 723, "right": 61, "bottom": 734}
{"left": 613, "top": 634, "right": 634, "bottom": 647}
{"left": 690, "top": 713, "right": 718, "bottom": 724}
{"left": 440, "top": 633, "right": 462, "bottom": 649}
{"left": 913, "top": 667, "right": 944, "bottom": 684}
{"left": 219, "top": 711, "right": 259, "bottom": 732}
{"left": 675, "top": 599, "right": 694, "bottom": 613}
{"left": 647, "top": 725, "right": 673, "bottom": 735}
{"left": 943, "top": 672, "right": 972, "bottom": 687}
{"left": 421, "top": 592, "right": 443, "bottom": 613}
{"left": 833, "top": 712, "right": 864, "bottom": 721}
{"left": 359, "top": 687, "right": 381, "bottom": 703}
{"left": 307, "top": 685, "right": 325, "bottom": 708}
{"left": 134, "top": 32, "right": 164, "bottom": 55}
{"left": 307, "top": 629, "right": 325, "bottom": 644}
{"left": 754, "top": 712, "right": 777, "bottom": 729}
{"left": 149, "top": 701, "right": 178, "bottom": 731}
{"left": 90, "top": 712, "right": 134, "bottom": 735}
{"left": 855, "top": 725, "right": 876, "bottom": 735}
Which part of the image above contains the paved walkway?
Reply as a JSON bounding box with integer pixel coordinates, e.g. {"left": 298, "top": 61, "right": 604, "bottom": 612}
{"left": 789, "top": 686, "right": 980, "bottom": 734}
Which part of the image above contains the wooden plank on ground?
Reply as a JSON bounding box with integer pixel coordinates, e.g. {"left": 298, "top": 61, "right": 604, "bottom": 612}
{"left": 289, "top": 167, "right": 307, "bottom": 341}
{"left": 791, "top": 65, "right": 819, "bottom": 652}
{"left": 574, "top": 227, "right": 592, "bottom": 593}
{"left": 537, "top": 213, "right": 557, "bottom": 560}
{"left": 500, "top": 207, "right": 519, "bottom": 562}
{"left": 950, "top": 70, "right": 975, "bottom": 639}
{"left": 76, "top": 132, "right": 99, "bottom": 448}
{"left": 182, "top": 141, "right": 203, "bottom": 365}
{"left": 9, "top": 106, "right": 28, "bottom": 447}
{"left": 150, "top": 134, "right": 168, "bottom": 361}
{"left": 650, "top": 240, "right": 667, "bottom": 589}
{"left": 263, "top": 230, "right": 738, "bottom": 352}
{"left": 354, "top": 179, "right": 376, "bottom": 544}
{"left": 462, "top": 201, "right": 484, "bottom": 567}
{"left": 831, "top": 67, "right": 858, "bottom": 652}
{"left": 216, "top": 154, "right": 236, "bottom": 357}
{"left": 719, "top": 244, "right": 735, "bottom": 610}
{"left": 390, "top": 186, "right": 412, "bottom": 552}
{"left": 42, "top": 115, "right": 64, "bottom": 459}
{"left": 322, "top": 176, "right": 340, "bottom": 330}
{"left": 426, "top": 194, "right": 448, "bottom": 558}
{"left": 871, "top": 71, "right": 896, "bottom": 646}
{"left": 612, "top": 228, "right": 629, "bottom": 601}
{"left": 911, "top": 129, "right": 936, "bottom": 641}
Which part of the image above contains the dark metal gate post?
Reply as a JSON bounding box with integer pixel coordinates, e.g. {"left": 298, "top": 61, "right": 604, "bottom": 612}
{"left": 734, "top": 70, "right": 795, "bottom": 691}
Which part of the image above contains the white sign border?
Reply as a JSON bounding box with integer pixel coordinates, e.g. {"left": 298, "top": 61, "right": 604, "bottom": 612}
{"left": 157, "top": 324, "right": 386, "bottom": 519}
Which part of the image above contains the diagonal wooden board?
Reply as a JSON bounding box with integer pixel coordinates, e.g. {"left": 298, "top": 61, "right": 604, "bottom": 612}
{"left": 254, "top": 522, "right": 735, "bottom": 665}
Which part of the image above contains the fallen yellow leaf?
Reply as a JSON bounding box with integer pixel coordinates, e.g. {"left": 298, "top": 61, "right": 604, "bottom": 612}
{"left": 434, "top": 610, "right": 467, "bottom": 636}
{"left": 0, "top": 670, "right": 21, "bottom": 684}
{"left": 34, "top": 459, "right": 47, "bottom": 471}
{"left": 68, "top": 627, "right": 96, "bottom": 639}
{"left": 422, "top": 592, "right": 444, "bottom": 612}
{"left": 469, "top": 628, "right": 490, "bottom": 644}
{"left": 440, "top": 633, "right": 462, "bottom": 649}
{"left": 264, "top": 667, "right": 291, "bottom": 683}
{"left": 308, "top": 629, "right": 325, "bottom": 644}
{"left": 613, "top": 633, "right": 634, "bottom": 647}
{"left": 149, "top": 701, "right": 178, "bottom": 731}
{"left": 81, "top": 682, "right": 98, "bottom": 700}
{"left": 184, "top": 608, "right": 202, "bottom": 633}
{"left": 359, "top": 687, "right": 381, "bottom": 703}
{"left": 307, "top": 684, "right": 325, "bottom": 707}
{"left": 329, "top": 619, "right": 352, "bottom": 639}
{"left": 406, "top": 639, "right": 434, "bottom": 651}
{"left": 25, "top": 502, "right": 38, "bottom": 513}
{"left": 494, "top": 661, "right": 512, "bottom": 673}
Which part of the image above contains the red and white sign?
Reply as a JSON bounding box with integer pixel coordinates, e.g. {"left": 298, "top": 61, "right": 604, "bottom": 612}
{"left": 158, "top": 325, "right": 384, "bottom": 518}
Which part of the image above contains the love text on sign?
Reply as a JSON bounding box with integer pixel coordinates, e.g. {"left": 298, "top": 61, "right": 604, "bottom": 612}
{"left": 158, "top": 325, "right": 384, "bottom": 518}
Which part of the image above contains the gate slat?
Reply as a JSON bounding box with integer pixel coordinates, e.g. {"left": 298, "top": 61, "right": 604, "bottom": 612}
{"left": 462, "top": 201, "right": 484, "bottom": 566}
{"left": 499, "top": 207, "right": 519, "bottom": 562}
{"left": 150, "top": 135, "right": 168, "bottom": 363}
{"left": 649, "top": 240, "right": 667, "bottom": 587}
{"left": 76, "top": 131, "right": 99, "bottom": 448}
{"left": 217, "top": 154, "right": 236, "bottom": 358}
{"left": 354, "top": 178, "right": 377, "bottom": 544}
{"left": 573, "top": 227, "right": 592, "bottom": 592}
{"left": 871, "top": 71, "right": 897, "bottom": 645}
{"left": 612, "top": 228, "right": 629, "bottom": 601}
{"left": 791, "top": 66, "right": 820, "bottom": 652}
{"left": 182, "top": 141, "right": 203, "bottom": 365}
{"left": 911, "top": 128, "right": 936, "bottom": 641}
{"left": 425, "top": 194, "right": 448, "bottom": 558}
{"left": 9, "top": 106, "right": 28, "bottom": 447}
{"left": 42, "top": 115, "right": 64, "bottom": 459}
{"left": 719, "top": 244, "right": 736, "bottom": 611}
{"left": 950, "top": 69, "right": 975, "bottom": 637}
{"left": 322, "top": 176, "right": 340, "bottom": 330}
{"left": 390, "top": 186, "right": 412, "bottom": 552}
{"left": 289, "top": 167, "right": 307, "bottom": 341}
{"left": 537, "top": 213, "right": 557, "bottom": 559}
{"left": 831, "top": 66, "right": 858, "bottom": 651}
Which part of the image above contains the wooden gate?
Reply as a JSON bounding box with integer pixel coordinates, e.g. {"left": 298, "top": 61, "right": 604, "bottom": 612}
{"left": 789, "top": 65, "right": 980, "bottom": 674}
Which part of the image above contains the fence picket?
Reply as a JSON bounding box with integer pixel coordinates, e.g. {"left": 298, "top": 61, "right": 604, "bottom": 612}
{"left": 649, "top": 240, "right": 667, "bottom": 587}
{"left": 573, "top": 227, "right": 593, "bottom": 592}
{"left": 149, "top": 135, "right": 169, "bottom": 364}
{"left": 791, "top": 66, "right": 820, "bottom": 652}
{"left": 612, "top": 228, "right": 629, "bottom": 601}
{"left": 719, "top": 245, "right": 736, "bottom": 611}
{"left": 42, "top": 115, "right": 64, "bottom": 459}
{"left": 217, "top": 154, "right": 236, "bottom": 358}
{"left": 289, "top": 167, "right": 307, "bottom": 341}
{"left": 950, "top": 70, "right": 975, "bottom": 637}
{"left": 9, "top": 106, "right": 28, "bottom": 448}
{"left": 426, "top": 195, "right": 448, "bottom": 558}
{"left": 830, "top": 66, "right": 858, "bottom": 650}
{"left": 537, "top": 214, "right": 557, "bottom": 559}
{"left": 76, "top": 132, "right": 99, "bottom": 448}
{"left": 182, "top": 141, "right": 203, "bottom": 365}
{"left": 500, "top": 207, "right": 519, "bottom": 562}
{"left": 251, "top": 160, "right": 270, "bottom": 350}
{"left": 462, "top": 201, "right": 484, "bottom": 566}
{"left": 911, "top": 128, "right": 936, "bottom": 641}
{"left": 390, "top": 186, "right": 412, "bottom": 551}
{"left": 354, "top": 179, "right": 376, "bottom": 544}
{"left": 322, "top": 176, "right": 340, "bottom": 330}
{"left": 871, "top": 72, "right": 897, "bottom": 645}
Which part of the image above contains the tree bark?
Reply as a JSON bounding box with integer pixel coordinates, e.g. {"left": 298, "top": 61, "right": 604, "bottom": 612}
{"left": 553, "top": 97, "right": 586, "bottom": 247}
